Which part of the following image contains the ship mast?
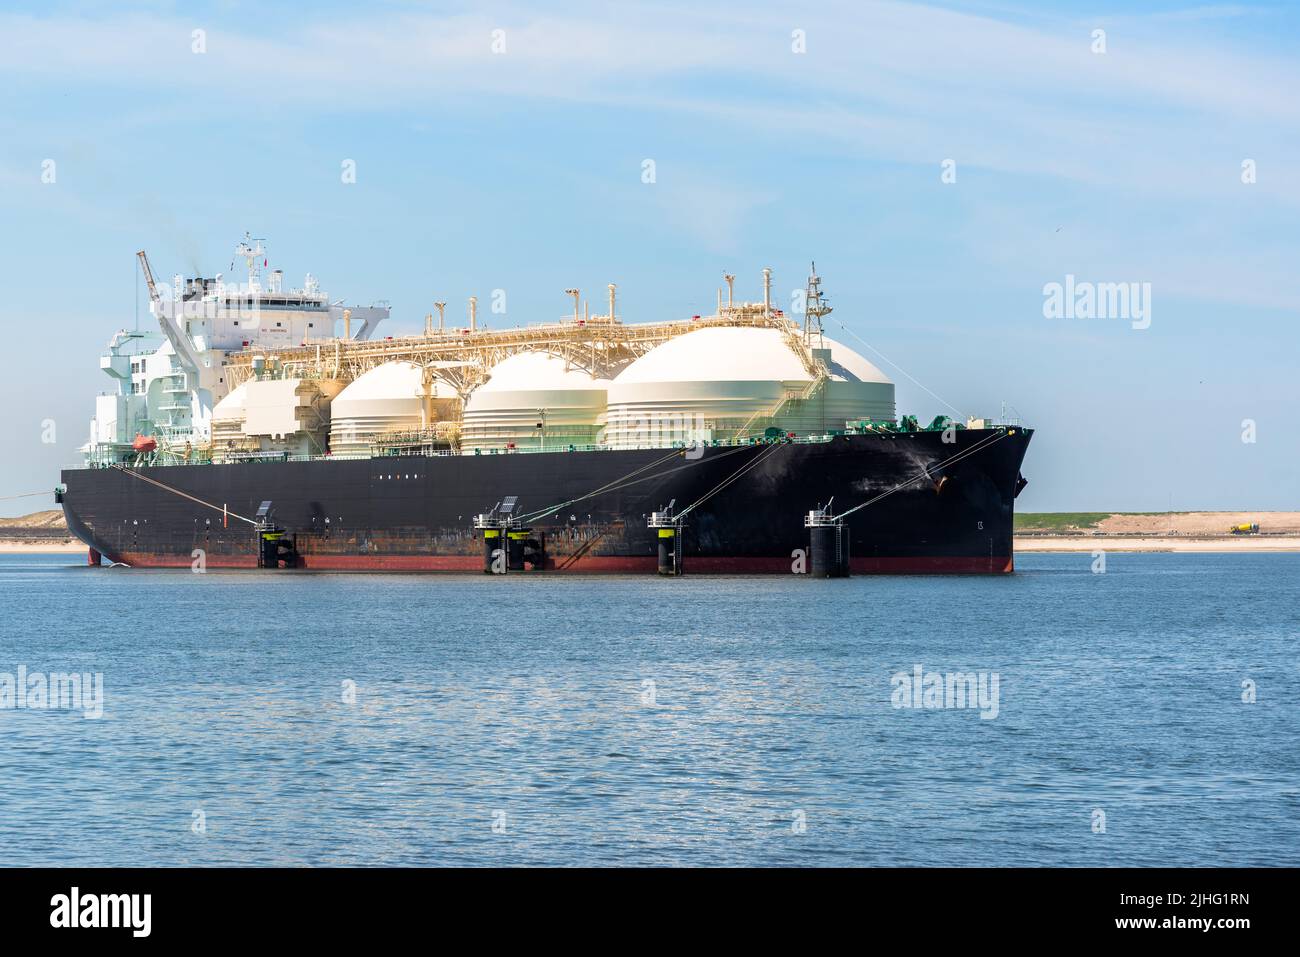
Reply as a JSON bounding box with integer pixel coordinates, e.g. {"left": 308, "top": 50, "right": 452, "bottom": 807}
{"left": 803, "top": 261, "right": 832, "bottom": 347}
{"left": 232, "top": 232, "right": 267, "bottom": 293}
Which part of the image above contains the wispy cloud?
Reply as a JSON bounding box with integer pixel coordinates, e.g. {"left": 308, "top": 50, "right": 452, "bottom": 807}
{"left": 3, "top": 4, "right": 1297, "bottom": 116}
{"left": 2, "top": 2, "right": 1296, "bottom": 310}
{"left": 2, "top": 2, "right": 1296, "bottom": 205}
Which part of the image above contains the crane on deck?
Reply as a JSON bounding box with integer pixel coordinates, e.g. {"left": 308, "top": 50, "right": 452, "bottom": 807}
{"left": 136, "top": 249, "right": 203, "bottom": 374}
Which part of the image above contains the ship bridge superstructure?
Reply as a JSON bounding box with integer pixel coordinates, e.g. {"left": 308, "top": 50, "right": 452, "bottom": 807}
{"left": 84, "top": 235, "right": 391, "bottom": 464}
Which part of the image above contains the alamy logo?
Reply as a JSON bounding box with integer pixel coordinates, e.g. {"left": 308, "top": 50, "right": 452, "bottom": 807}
{"left": 890, "top": 664, "right": 1000, "bottom": 719}
{"left": 626, "top": 412, "right": 709, "bottom": 453}
{"left": 50, "top": 887, "right": 151, "bottom": 937}
{"left": 0, "top": 666, "right": 103, "bottom": 718}
{"left": 156, "top": 280, "right": 262, "bottom": 323}
{"left": 1042, "top": 274, "right": 1151, "bottom": 329}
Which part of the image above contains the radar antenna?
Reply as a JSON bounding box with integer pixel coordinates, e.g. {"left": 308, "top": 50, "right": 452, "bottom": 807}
{"left": 232, "top": 231, "right": 267, "bottom": 293}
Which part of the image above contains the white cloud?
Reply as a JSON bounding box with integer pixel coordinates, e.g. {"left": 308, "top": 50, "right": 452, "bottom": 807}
{"left": 3, "top": 3, "right": 1297, "bottom": 122}
{"left": 3, "top": 1, "right": 1297, "bottom": 305}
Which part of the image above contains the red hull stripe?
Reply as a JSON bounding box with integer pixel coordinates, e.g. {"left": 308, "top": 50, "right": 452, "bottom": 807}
{"left": 115, "top": 552, "right": 1014, "bottom": 574}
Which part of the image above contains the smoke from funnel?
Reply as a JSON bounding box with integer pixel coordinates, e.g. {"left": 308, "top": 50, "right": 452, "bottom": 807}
{"left": 130, "top": 198, "right": 204, "bottom": 275}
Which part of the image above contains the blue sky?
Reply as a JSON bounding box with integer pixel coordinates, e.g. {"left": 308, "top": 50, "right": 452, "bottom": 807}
{"left": 1, "top": 0, "right": 1297, "bottom": 513}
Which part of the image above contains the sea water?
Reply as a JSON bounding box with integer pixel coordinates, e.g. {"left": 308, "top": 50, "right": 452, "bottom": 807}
{"left": 0, "top": 551, "right": 1295, "bottom": 866}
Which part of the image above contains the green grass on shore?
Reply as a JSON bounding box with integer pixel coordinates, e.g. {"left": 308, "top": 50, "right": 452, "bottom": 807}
{"left": 1014, "top": 512, "right": 1190, "bottom": 531}
{"left": 1014, "top": 512, "right": 1111, "bottom": 531}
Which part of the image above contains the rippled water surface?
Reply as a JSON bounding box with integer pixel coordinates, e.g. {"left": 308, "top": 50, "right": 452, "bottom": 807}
{"left": 0, "top": 551, "right": 1296, "bottom": 866}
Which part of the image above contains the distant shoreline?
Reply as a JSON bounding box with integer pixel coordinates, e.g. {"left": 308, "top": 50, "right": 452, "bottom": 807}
{"left": 0, "top": 540, "right": 84, "bottom": 553}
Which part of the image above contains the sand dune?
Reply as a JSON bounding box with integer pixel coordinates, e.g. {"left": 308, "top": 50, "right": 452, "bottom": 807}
{"left": 1016, "top": 536, "right": 1300, "bottom": 553}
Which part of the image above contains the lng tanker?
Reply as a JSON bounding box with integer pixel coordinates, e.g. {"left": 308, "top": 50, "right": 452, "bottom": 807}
{"left": 57, "top": 237, "right": 1032, "bottom": 574}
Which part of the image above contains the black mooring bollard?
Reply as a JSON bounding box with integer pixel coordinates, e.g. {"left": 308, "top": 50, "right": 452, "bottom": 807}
{"left": 806, "top": 508, "right": 849, "bottom": 578}
{"left": 648, "top": 507, "right": 683, "bottom": 576}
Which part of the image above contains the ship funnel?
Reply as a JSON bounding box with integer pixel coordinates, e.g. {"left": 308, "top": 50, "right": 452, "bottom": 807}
{"left": 608, "top": 284, "right": 616, "bottom": 323}
{"left": 762, "top": 267, "right": 772, "bottom": 316}
{"left": 469, "top": 297, "right": 478, "bottom": 331}
{"left": 724, "top": 273, "right": 735, "bottom": 310}
{"left": 435, "top": 301, "right": 446, "bottom": 332}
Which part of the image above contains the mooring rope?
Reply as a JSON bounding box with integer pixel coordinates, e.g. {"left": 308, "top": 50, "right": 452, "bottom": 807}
{"left": 836, "top": 429, "right": 1011, "bottom": 521}
{"left": 106, "top": 463, "right": 259, "bottom": 526}
{"left": 564, "top": 443, "right": 767, "bottom": 515}
{"left": 677, "top": 440, "right": 788, "bottom": 520}
{"left": 0, "top": 490, "right": 51, "bottom": 502}
{"left": 832, "top": 319, "right": 968, "bottom": 422}
{"left": 515, "top": 443, "right": 757, "bottom": 525}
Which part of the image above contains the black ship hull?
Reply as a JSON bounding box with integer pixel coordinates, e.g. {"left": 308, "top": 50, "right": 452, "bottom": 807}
{"left": 60, "top": 428, "right": 1032, "bottom": 573}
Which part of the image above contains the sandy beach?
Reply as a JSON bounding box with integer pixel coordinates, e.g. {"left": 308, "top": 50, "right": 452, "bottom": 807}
{"left": 1014, "top": 510, "right": 1300, "bottom": 552}
{"left": 1015, "top": 536, "right": 1300, "bottom": 553}
{"left": 0, "top": 540, "right": 85, "bottom": 553}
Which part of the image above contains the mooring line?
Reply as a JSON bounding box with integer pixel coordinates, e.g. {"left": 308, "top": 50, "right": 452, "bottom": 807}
{"left": 832, "top": 319, "right": 968, "bottom": 421}
{"left": 515, "top": 442, "right": 759, "bottom": 525}
{"left": 512, "top": 446, "right": 688, "bottom": 525}
{"left": 678, "top": 440, "right": 788, "bottom": 520}
{"left": 564, "top": 443, "right": 762, "bottom": 514}
{"left": 106, "top": 463, "right": 258, "bottom": 526}
{"left": 837, "top": 429, "right": 1011, "bottom": 521}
